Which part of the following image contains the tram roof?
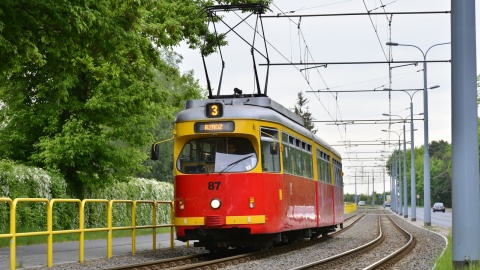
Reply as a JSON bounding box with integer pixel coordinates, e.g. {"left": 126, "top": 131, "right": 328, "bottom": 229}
{"left": 177, "top": 96, "right": 341, "bottom": 158}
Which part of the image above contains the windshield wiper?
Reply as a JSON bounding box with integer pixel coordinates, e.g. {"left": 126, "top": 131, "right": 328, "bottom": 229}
{"left": 219, "top": 155, "right": 253, "bottom": 174}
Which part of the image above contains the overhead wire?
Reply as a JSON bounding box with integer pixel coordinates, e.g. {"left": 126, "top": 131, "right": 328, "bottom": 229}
{"left": 231, "top": 3, "right": 343, "bottom": 126}
{"left": 271, "top": 2, "right": 390, "bottom": 168}
{"left": 362, "top": 0, "right": 391, "bottom": 61}
{"left": 363, "top": 0, "right": 401, "bottom": 158}
{"left": 231, "top": 2, "right": 402, "bottom": 171}
{"left": 272, "top": 4, "right": 343, "bottom": 117}
{"left": 316, "top": 68, "right": 422, "bottom": 91}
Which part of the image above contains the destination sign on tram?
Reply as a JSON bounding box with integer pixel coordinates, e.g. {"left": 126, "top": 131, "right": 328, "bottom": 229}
{"left": 194, "top": 121, "right": 235, "bottom": 133}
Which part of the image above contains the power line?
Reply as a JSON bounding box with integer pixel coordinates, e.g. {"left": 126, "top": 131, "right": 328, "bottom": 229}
{"left": 362, "top": 0, "right": 389, "bottom": 61}
{"left": 306, "top": 87, "right": 424, "bottom": 93}
{"left": 260, "top": 60, "right": 450, "bottom": 66}
{"left": 261, "top": 11, "right": 450, "bottom": 18}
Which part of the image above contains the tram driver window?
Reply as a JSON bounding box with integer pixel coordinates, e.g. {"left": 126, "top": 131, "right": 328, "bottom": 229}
{"left": 177, "top": 138, "right": 257, "bottom": 173}
{"left": 227, "top": 142, "right": 238, "bottom": 154}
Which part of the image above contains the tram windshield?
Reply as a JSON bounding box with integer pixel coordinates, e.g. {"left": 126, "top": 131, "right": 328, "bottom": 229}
{"left": 177, "top": 137, "right": 257, "bottom": 174}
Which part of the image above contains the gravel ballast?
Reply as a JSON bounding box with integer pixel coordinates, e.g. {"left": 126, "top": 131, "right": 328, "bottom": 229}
{"left": 24, "top": 210, "right": 448, "bottom": 270}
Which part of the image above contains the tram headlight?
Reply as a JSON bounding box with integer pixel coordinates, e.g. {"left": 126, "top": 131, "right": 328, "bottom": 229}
{"left": 178, "top": 198, "right": 185, "bottom": 210}
{"left": 249, "top": 197, "right": 255, "bottom": 208}
{"left": 210, "top": 198, "right": 221, "bottom": 209}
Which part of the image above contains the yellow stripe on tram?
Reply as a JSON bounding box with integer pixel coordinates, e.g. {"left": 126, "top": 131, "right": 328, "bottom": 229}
{"left": 226, "top": 215, "right": 266, "bottom": 225}
{"left": 175, "top": 217, "right": 205, "bottom": 226}
{"left": 175, "top": 215, "right": 266, "bottom": 226}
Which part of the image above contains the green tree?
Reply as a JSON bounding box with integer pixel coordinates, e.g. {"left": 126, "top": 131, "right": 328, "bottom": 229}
{"left": 0, "top": 0, "right": 270, "bottom": 198}
{"left": 293, "top": 91, "right": 317, "bottom": 133}
{"left": 385, "top": 140, "right": 452, "bottom": 207}
{"left": 139, "top": 50, "right": 205, "bottom": 182}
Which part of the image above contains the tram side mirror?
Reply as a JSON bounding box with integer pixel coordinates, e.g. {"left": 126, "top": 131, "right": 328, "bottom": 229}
{"left": 270, "top": 143, "right": 278, "bottom": 155}
{"left": 151, "top": 144, "right": 160, "bottom": 160}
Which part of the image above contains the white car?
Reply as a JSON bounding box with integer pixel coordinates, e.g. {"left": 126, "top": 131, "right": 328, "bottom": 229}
{"left": 357, "top": 200, "right": 366, "bottom": 206}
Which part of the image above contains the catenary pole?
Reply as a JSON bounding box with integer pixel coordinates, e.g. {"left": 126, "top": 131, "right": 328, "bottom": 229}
{"left": 451, "top": 0, "right": 480, "bottom": 267}
{"left": 402, "top": 122, "right": 408, "bottom": 218}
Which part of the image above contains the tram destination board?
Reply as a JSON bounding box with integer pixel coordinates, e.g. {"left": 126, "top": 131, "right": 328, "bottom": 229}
{"left": 194, "top": 121, "right": 235, "bottom": 133}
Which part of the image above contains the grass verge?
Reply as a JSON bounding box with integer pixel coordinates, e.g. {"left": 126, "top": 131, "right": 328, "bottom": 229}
{"left": 435, "top": 231, "right": 480, "bottom": 269}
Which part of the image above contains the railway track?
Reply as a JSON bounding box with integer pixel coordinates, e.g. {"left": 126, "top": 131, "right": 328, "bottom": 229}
{"left": 104, "top": 213, "right": 365, "bottom": 270}
{"left": 290, "top": 210, "right": 416, "bottom": 270}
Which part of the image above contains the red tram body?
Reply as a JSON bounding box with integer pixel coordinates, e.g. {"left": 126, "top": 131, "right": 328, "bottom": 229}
{"left": 155, "top": 96, "right": 344, "bottom": 251}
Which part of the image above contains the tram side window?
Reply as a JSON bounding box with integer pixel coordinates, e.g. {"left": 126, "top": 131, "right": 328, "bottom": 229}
{"left": 261, "top": 127, "right": 280, "bottom": 172}
{"left": 323, "top": 160, "right": 329, "bottom": 183}
{"left": 338, "top": 167, "right": 343, "bottom": 186}
{"left": 282, "top": 132, "right": 313, "bottom": 179}
{"left": 339, "top": 164, "right": 343, "bottom": 186}
{"left": 333, "top": 159, "right": 343, "bottom": 187}
{"left": 282, "top": 133, "right": 291, "bottom": 174}
{"left": 334, "top": 166, "right": 338, "bottom": 186}
{"left": 316, "top": 149, "right": 331, "bottom": 184}
{"left": 335, "top": 161, "right": 339, "bottom": 186}
{"left": 303, "top": 144, "right": 313, "bottom": 178}
{"left": 293, "top": 147, "right": 301, "bottom": 175}
{"left": 316, "top": 149, "right": 324, "bottom": 183}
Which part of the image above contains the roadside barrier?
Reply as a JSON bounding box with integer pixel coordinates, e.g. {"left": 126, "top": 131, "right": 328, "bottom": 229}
{"left": 0, "top": 198, "right": 175, "bottom": 269}
{"left": 344, "top": 202, "right": 357, "bottom": 213}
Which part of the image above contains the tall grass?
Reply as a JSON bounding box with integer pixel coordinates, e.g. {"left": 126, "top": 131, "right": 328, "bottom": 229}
{"left": 435, "top": 231, "right": 480, "bottom": 270}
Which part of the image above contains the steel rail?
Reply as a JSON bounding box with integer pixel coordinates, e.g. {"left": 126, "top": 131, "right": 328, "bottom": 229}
{"left": 104, "top": 213, "right": 366, "bottom": 270}
{"left": 363, "top": 214, "right": 416, "bottom": 269}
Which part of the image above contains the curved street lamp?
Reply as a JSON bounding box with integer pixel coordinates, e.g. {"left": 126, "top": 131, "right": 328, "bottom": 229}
{"left": 382, "top": 129, "right": 402, "bottom": 216}
{"left": 383, "top": 85, "right": 439, "bottom": 221}
{"left": 386, "top": 41, "right": 450, "bottom": 226}
{"left": 383, "top": 115, "right": 409, "bottom": 219}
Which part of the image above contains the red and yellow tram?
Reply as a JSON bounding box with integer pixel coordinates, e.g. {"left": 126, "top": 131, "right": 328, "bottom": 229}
{"left": 152, "top": 96, "right": 344, "bottom": 251}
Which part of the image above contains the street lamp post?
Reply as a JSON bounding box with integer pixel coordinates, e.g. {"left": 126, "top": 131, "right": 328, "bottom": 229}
{"left": 396, "top": 141, "right": 402, "bottom": 216}
{"left": 389, "top": 157, "right": 395, "bottom": 212}
{"left": 392, "top": 156, "right": 397, "bottom": 213}
{"left": 386, "top": 41, "right": 450, "bottom": 226}
{"left": 383, "top": 87, "right": 439, "bottom": 221}
{"left": 385, "top": 116, "right": 407, "bottom": 218}
{"left": 382, "top": 126, "right": 408, "bottom": 218}
{"left": 382, "top": 129, "right": 403, "bottom": 215}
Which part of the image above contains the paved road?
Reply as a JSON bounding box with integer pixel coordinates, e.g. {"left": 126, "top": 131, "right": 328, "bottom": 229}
{"left": 388, "top": 206, "right": 452, "bottom": 228}
{"left": 0, "top": 233, "right": 187, "bottom": 269}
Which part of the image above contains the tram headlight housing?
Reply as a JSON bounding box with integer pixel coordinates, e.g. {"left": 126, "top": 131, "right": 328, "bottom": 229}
{"left": 210, "top": 198, "right": 221, "bottom": 209}
{"left": 249, "top": 197, "right": 255, "bottom": 208}
{"left": 178, "top": 198, "right": 185, "bottom": 210}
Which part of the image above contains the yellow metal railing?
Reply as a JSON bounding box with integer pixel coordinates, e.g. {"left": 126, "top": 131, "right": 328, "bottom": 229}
{"left": 344, "top": 202, "right": 357, "bottom": 213}
{"left": 0, "top": 198, "right": 175, "bottom": 270}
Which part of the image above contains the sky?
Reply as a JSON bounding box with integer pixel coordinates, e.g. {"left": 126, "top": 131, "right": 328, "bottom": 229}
{"left": 176, "top": 0, "right": 478, "bottom": 197}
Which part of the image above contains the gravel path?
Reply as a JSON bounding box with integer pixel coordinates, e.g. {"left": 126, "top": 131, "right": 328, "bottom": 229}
{"left": 24, "top": 210, "right": 448, "bottom": 270}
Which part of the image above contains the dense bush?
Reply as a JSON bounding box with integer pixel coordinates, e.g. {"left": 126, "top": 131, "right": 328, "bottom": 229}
{"left": 88, "top": 178, "right": 174, "bottom": 228}
{"left": 0, "top": 161, "right": 174, "bottom": 233}
{"left": 0, "top": 160, "right": 69, "bottom": 232}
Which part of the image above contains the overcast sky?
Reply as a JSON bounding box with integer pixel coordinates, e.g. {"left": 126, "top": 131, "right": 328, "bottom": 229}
{"left": 176, "top": 0, "right": 478, "bottom": 196}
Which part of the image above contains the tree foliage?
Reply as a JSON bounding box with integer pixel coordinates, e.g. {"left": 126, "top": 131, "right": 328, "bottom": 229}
{"left": 293, "top": 91, "right": 317, "bottom": 134}
{"left": 384, "top": 140, "right": 452, "bottom": 207}
{"left": 138, "top": 50, "right": 205, "bottom": 182}
{"left": 0, "top": 0, "right": 270, "bottom": 198}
